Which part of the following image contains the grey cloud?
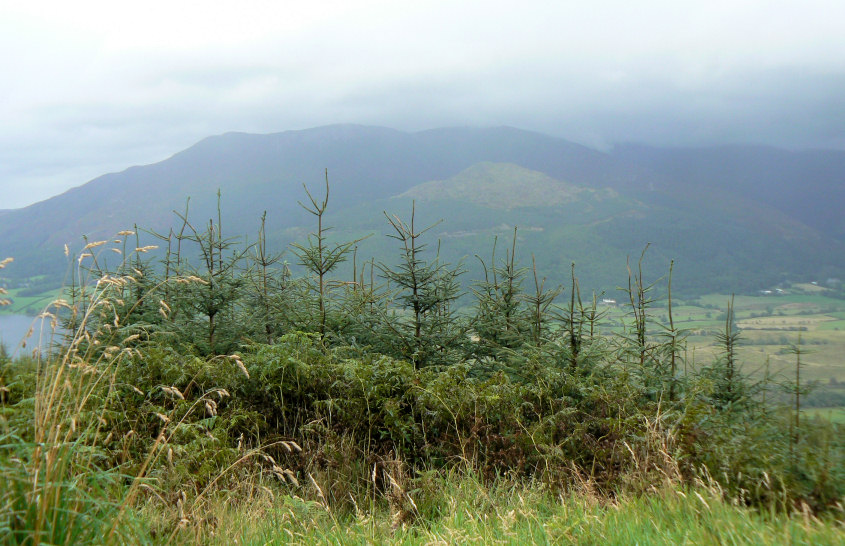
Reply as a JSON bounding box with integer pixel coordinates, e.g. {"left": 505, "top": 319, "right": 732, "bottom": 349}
{"left": 3, "top": 1, "right": 845, "bottom": 208}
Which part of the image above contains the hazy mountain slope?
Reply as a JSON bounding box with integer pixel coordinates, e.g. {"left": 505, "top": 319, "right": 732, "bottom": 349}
{"left": 1, "top": 124, "right": 843, "bottom": 294}
{"left": 611, "top": 144, "right": 845, "bottom": 239}
{"left": 0, "top": 125, "right": 611, "bottom": 278}
{"left": 328, "top": 162, "right": 844, "bottom": 295}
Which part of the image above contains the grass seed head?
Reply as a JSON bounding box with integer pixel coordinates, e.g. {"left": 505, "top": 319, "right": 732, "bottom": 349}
{"left": 162, "top": 386, "right": 185, "bottom": 400}
{"left": 231, "top": 355, "right": 249, "bottom": 379}
{"left": 83, "top": 240, "right": 108, "bottom": 250}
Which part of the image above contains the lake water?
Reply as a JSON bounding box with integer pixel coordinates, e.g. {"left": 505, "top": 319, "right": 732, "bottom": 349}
{"left": 0, "top": 313, "right": 55, "bottom": 353}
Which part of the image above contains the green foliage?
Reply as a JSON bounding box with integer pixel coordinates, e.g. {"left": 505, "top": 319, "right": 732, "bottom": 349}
{"left": 472, "top": 228, "right": 531, "bottom": 356}
{"left": 170, "top": 194, "right": 250, "bottom": 355}
{"left": 1, "top": 184, "right": 843, "bottom": 543}
{"left": 706, "top": 295, "right": 747, "bottom": 408}
{"left": 370, "top": 203, "right": 467, "bottom": 369}
{"left": 291, "top": 172, "right": 363, "bottom": 338}
{"left": 243, "top": 212, "right": 292, "bottom": 344}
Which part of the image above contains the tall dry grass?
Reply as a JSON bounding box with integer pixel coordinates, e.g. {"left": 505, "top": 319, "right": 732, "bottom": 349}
{"left": 1, "top": 243, "right": 154, "bottom": 543}
{"left": 0, "top": 239, "right": 295, "bottom": 544}
{"left": 136, "top": 467, "right": 845, "bottom": 545}
{"left": 0, "top": 240, "right": 188, "bottom": 543}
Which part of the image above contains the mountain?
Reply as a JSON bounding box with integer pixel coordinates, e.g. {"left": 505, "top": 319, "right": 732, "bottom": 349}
{"left": 330, "top": 162, "right": 844, "bottom": 295}
{"left": 1, "top": 125, "right": 844, "bottom": 295}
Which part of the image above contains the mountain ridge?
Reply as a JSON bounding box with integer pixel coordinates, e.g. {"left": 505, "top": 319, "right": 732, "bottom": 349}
{"left": 1, "top": 124, "right": 843, "bottom": 293}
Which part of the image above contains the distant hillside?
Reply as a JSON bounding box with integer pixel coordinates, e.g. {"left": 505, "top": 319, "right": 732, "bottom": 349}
{"left": 611, "top": 144, "right": 845, "bottom": 240}
{"left": 331, "top": 162, "right": 844, "bottom": 295}
{"left": 1, "top": 125, "right": 844, "bottom": 295}
{"left": 0, "top": 125, "right": 609, "bottom": 279}
{"left": 397, "top": 162, "right": 618, "bottom": 209}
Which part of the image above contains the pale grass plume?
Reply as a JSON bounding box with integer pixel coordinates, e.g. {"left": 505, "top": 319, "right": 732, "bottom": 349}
{"left": 161, "top": 386, "right": 185, "bottom": 400}
{"left": 51, "top": 298, "right": 72, "bottom": 309}
{"left": 283, "top": 469, "right": 299, "bottom": 486}
{"left": 83, "top": 240, "right": 108, "bottom": 250}
{"left": 308, "top": 473, "right": 331, "bottom": 513}
{"left": 0, "top": 257, "right": 12, "bottom": 305}
{"left": 177, "top": 275, "right": 209, "bottom": 285}
{"left": 215, "top": 388, "right": 230, "bottom": 399}
{"left": 272, "top": 465, "right": 290, "bottom": 483}
{"left": 230, "top": 354, "right": 249, "bottom": 379}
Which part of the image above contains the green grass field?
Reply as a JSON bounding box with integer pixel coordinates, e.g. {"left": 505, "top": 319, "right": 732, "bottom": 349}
{"left": 138, "top": 475, "right": 844, "bottom": 545}
{"left": 628, "top": 290, "right": 845, "bottom": 383}
{"left": 804, "top": 407, "right": 845, "bottom": 424}
{"left": 578, "top": 288, "right": 845, "bottom": 414}
{"left": 1, "top": 286, "right": 62, "bottom": 315}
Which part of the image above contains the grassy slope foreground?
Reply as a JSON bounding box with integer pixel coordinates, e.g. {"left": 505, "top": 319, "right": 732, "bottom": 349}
{"left": 143, "top": 476, "right": 843, "bottom": 545}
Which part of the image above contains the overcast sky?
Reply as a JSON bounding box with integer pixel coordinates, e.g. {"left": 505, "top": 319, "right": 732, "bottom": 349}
{"left": 2, "top": 0, "right": 844, "bottom": 208}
